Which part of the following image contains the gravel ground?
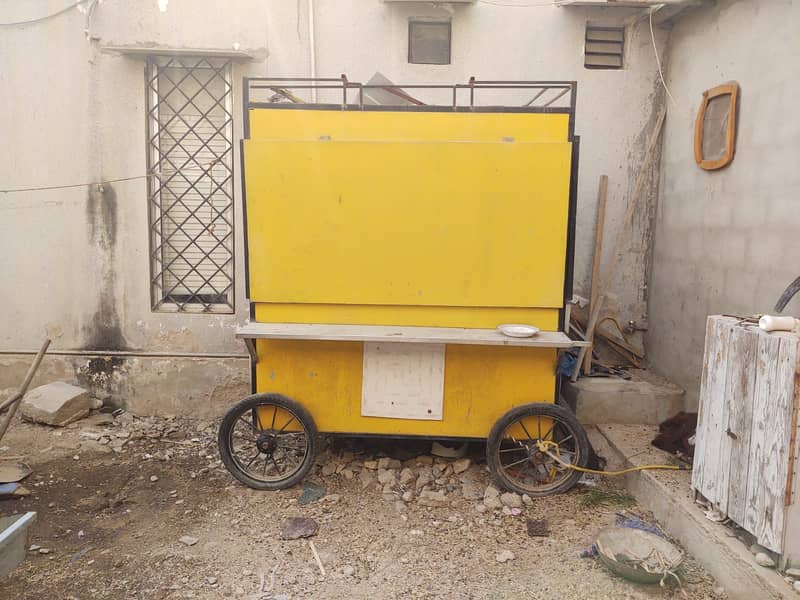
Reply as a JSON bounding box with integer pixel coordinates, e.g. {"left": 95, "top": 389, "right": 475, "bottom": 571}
{"left": 0, "top": 412, "right": 722, "bottom": 599}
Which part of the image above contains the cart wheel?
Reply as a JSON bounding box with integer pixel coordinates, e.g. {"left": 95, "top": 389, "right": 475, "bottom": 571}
{"left": 487, "top": 402, "right": 590, "bottom": 497}
{"left": 218, "top": 393, "right": 317, "bottom": 490}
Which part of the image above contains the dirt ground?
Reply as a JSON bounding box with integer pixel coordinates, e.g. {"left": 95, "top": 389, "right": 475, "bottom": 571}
{"left": 0, "top": 412, "right": 721, "bottom": 599}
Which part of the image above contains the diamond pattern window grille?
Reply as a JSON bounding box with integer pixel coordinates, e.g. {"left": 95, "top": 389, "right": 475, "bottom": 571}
{"left": 146, "top": 56, "right": 234, "bottom": 313}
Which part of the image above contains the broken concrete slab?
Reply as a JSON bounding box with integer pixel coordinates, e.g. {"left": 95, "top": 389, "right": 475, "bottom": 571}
{"left": 20, "top": 382, "right": 91, "bottom": 427}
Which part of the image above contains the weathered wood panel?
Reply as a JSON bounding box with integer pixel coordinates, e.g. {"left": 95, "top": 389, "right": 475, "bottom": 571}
{"left": 693, "top": 316, "right": 731, "bottom": 504}
{"left": 750, "top": 335, "right": 797, "bottom": 551}
{"left": 722, "top": 325, "right": 758, "bottom": 523}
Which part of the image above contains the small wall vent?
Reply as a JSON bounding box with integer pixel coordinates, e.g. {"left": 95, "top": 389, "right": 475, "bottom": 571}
{"left": 584, "top": 25, "right": 624, "bottom": 70}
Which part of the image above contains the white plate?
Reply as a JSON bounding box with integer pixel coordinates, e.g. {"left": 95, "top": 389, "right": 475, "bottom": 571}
{"left": 496, "top": 324, "right": 540, "bottom": 338}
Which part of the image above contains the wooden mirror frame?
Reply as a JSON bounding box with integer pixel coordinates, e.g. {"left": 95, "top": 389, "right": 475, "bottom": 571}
{"left": 694, "top": 82, "right": 739, "bottom": 170}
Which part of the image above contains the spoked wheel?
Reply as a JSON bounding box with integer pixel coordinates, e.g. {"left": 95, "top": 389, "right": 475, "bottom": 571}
{"left": 487, "top": 402, "right": 590, "bottom": 497}
{"left": 218, "top": 393, "right": 317, "bottom": 490}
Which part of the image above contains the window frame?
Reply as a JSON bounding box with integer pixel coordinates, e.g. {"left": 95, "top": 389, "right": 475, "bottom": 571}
{"left": 694, "top": 82, "right": 740, "bottom": 171}
{"left": 407, "top": 20, "right": 452, "bottom": 66}
{"left": 145, "top": 55, "right": 236, "bottom": 314}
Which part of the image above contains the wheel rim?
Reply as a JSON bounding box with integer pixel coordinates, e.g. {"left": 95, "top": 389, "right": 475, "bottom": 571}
{"left": 226, "top": 403, "right": 310, "bottom": 483}
{"left": 494, "top": 411, "right": 582, "bottom": 495}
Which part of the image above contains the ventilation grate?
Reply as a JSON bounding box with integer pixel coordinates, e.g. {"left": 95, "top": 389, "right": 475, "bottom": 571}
{"left": 584, "top": 26, "right": 624, "bottom": 70}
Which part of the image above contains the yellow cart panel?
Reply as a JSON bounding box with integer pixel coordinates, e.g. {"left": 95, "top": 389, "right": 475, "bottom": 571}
{"left": 253, "top": 338, "right": 556, "bottom": 438}
{"left": 244, "top": 139, "right": 572, "bottom": 308}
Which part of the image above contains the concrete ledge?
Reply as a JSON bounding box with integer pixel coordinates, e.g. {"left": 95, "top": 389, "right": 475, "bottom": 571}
{"left": 564, "top": 369, "right": 685, "bottom": 425}
{"left": 597, "top": 424, "right": 791, "bottom": 600}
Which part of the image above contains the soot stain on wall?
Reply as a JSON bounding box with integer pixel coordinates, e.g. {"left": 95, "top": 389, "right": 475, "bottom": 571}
{"left": 84, "top": 183, "right": 129, "bottom": 351}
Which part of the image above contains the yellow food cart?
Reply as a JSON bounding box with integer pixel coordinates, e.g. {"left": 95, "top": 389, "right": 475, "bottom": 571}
{"left": 218, "top": 77, "right": 590, "bottom": 497}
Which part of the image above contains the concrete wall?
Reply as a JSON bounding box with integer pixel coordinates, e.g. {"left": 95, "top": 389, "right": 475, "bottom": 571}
{"left": 1, "top": 0, "right": 668, "bottom": 414}
{"left": 647, "top": 0, "right": 800, "bottom": 409}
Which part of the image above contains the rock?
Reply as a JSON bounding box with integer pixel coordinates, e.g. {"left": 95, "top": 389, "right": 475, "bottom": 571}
{"left": 279, "top": 517, "right": 319, "bottom": 540}
{"left": 416, "top": 456, "right": 434, "bottom": 466}
{"left": 150, "top": 475, "right": 159, "bottom": 482}
{"left": 363, "top": 460, "right": 378, "bottom": 470}
{"left": 89, "top": 397, "right": 104, "bottom": 410}
{"left": 475, "top": 504, "right": 488, "bottom": 513}
{"left": 394, "top": 500, "right": 407, "bottom": 513}
{"left": 359, "top": 470, "right": 375, "bottom": 489}
{"left": 179, "top": 536, "right": 199, "bottom": 546}
{"left": 522, "top": 494, "right": 532, "bottom": 506}
{"left": 378, "top": 457, "right": 401, "bottom": 470}
{"left": 377, "top": 469, "right": 397, "bottom": 485}
{"left": 399, "top": 468, "right": 416, "bottom": 485}
{"left": 755, "top": 552, "right": 775, "bottom": 568}
{"left": 401, "top": 490, "right": 414, "bottom": 502}
{"left": 342, "top": 565, "right": 355, "bottom": 577}
{"left": 341, "top": 468, "right": 354, "bottom": 480}
{"left": 749, "top": 543, "right": 770, "bottom": 555}
{"left": 712, "top": 586, "right": 726, "bottom": 597}
{"left": 206, "top": 576, "right": 218, "bottom": 585}
{"left": 500, "top": 492, "right": 522, "bottom": 508}
{"left": 20, "top": 382, "right": 91, "bottom": 426}
{"left": 418, "top": 490, "right": 448, "bottom": 507}
{"left": 495, "top": 549, "right": 515, "bottom": 563}
{"left": 483, "top": 486, "right": 502, "bottom": 509}
{"left": 452, "top": 458, "right": 471, "bottom": 474}
{"left": 321, "top": 463, "right": 337, "bottom": 477}
{"left": 415, "top": 468, "right": 434, "bottom": 490}
{"left": 786, "top": 568, "right": 800, "bottom": 578}
{"left": 794, "top": 581, "right": 800, "bottom": 593}
{"left": 38, "top": 548, "right": 51, "bottom": 555}
{"left": 461, "top": 480, "right": 484, "bottom": 501}
{"left": 29, "top": 544, "right": 41, "bottom": 552}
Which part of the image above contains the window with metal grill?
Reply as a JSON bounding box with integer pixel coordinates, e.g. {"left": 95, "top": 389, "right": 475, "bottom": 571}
{"left": 408, "top": 20, "right": 452, "bottom": 65}
{"left": 146, "top": 56, "right": 234, "bottom": 313}
{"left": 584, "top": 25, "right": 624, "bottom": 70}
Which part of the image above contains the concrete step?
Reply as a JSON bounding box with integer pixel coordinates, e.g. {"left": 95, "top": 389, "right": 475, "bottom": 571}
{"left": 597, "top": 424, "right": 792, "bottom": 600}
{"left": 563, "top": 369, "right": 685, "bottom": 425}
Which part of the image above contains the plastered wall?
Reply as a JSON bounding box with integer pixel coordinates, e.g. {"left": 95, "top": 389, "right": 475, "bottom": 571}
{"left": 0, "top": 0, "right": 669, "bottom": 414}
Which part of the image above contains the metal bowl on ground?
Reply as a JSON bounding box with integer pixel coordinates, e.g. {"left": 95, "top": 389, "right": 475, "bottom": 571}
{"left": 595, "top": 527, "right": 685, "bottom": 585}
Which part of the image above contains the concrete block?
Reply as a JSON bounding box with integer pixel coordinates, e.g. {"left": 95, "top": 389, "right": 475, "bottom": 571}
{"left": 563, "top": 369, "right": 684, "bottom": 426}
{"left": 20, "top": 382, "right": 91, "bottom": 426}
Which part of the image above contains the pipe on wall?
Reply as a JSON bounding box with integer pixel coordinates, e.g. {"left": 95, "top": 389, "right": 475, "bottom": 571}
{"left": 308, "top": 0, "right": 317, "bottom": 102}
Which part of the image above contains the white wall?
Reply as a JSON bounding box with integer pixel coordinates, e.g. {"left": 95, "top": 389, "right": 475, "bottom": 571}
{"left": 647, "top": 0, "right": 800, "bottom": 409}
{"left": 0, "top": 0, "right": 669, "bottom": 413}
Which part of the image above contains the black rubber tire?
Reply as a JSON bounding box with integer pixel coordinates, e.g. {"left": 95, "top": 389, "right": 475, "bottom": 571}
{"left": 218, "top": 393, "right": 318, "bottom": 490}
{"left": 486, "top": 402, "right": 590, "bottom": 497}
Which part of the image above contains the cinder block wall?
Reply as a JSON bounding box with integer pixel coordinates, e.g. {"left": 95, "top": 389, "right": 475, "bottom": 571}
{"left": 647, "top": 0, "right": 800, "bottom": 409}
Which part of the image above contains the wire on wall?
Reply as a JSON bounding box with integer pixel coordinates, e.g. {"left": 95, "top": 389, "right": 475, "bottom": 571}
{"left": 1, "top": 175, "right": 150, "bottom": 195}
{"left": 0, "top": 0, "right": 91, "bottom": 27}
{"left": 649, "top": 10, "right": 678, "bottom": 107}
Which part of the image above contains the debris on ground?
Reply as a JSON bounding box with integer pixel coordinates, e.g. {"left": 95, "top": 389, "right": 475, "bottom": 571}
{"left": 20, "top": 382, "right": 92, "bottom": 427}
{"left": 279, "top": 517, "right": 319, "bottom": 540}
{"left": 495, "top": 549, "right": 515, "bottom": 563}
{"left": 178, "top": 536, "right": 199, "bottom": 546}
{"left": 0, "top": 462, "right": 31, "bottom": 483}
{"left": 297, "top": 481, "right": 326, "bottom": 505}
{"left": 0, "top": 416, "right": 721, "bottom": 599}
{"left": 526, "top": 518, "right": 549, "bottom": 537}
{"left": 0, "top": 482, "right": 31, "bottom": 499}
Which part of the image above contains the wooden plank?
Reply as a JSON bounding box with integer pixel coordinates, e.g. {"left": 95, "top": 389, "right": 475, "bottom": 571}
{"left": 693, "top": 316, "right": 731, "bottom": 504}
{"left": 583, "top": 175, "right": 609, "bottom": 375}
{"left": 752, "top": 335, "right": 798, "bottom": 552}
{"left": 785, "top": 369, "right": 800, "bottom": 507}
{"left": 721, "top": 325, "right": 758, "bottom": 522}
{"left": 692, "top": 316, "right": 716, "bottom": 496}
{"left": 237, "top": 322, "right": 589, "bottom": 349}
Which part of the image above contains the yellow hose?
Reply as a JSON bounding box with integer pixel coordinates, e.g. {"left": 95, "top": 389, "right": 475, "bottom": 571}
{"left": 535, "top": 441, "right": 689, "bottom": 476}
